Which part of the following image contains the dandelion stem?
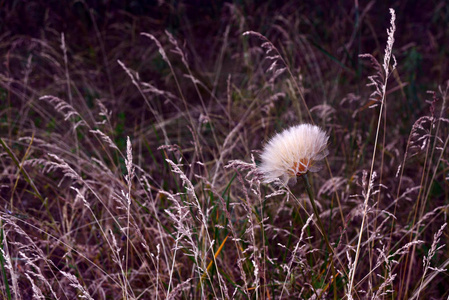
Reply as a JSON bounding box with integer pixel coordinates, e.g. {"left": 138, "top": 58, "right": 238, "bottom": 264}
{"left": 303, "top": 174, "right": 327, "bottom": 250}
{"left": 302, "top": 173, "right": 337, "bottom": 300}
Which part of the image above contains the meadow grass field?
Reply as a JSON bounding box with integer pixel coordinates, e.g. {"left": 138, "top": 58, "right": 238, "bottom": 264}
{"left": 0, "top": 1, "right": 448, "bottom": 299}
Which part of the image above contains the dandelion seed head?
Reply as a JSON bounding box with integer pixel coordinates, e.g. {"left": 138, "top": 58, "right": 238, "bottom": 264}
{"left": 259, "top": 124, "right": 329, "bottom": 185}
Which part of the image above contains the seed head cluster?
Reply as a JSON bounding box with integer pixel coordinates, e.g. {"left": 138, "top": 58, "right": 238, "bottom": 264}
{"left": 259, "top": 124, "right": 329, "bottom": 185}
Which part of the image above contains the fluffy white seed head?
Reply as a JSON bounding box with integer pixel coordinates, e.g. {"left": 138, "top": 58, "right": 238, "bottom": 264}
{"left": 259, "top": 124, "right": 329, "bottom": 185}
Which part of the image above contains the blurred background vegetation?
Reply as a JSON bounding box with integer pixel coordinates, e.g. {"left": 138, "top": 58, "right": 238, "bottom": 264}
{"left": 1, "top": 0, "right": 448, "bottom": 124}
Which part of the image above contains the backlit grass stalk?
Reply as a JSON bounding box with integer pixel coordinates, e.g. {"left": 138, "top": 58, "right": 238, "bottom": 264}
{"left": 164, "top": 159, "right": 226, "bottom": 299}
{"left": 348, "top": 8, "right": 396, "bottom": 298}
{"left": 403, "top": 89, "right": 449, "bottom": 297}
{"left": 60, "top": 33, "right": 80, "bottom": 171}
{"left": 124, "top": 136, "right": 134, "bottom": 300}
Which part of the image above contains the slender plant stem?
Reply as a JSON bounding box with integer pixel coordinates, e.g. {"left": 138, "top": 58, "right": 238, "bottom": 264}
{"left": 0, "top": 222, "right": 12, "bottom": 300}
{"left": 303, "top": 173, "right": 337, "bottom": 300}
{"left": 303, "top": 174, "right": 331, "bottom": 253}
